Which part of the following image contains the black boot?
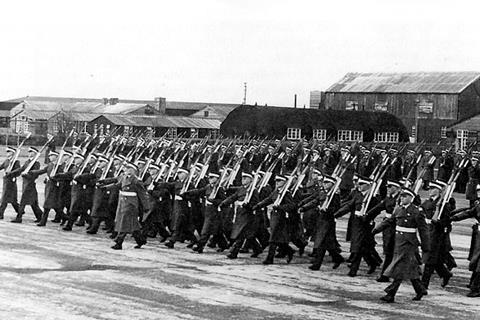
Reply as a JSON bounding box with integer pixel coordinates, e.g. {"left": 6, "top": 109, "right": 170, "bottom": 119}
{"left": 11, "top": 213, "right": 22, "bottom": 223}
{"left": 262, "top": 244, "right": 276, "bottom": 265}
{"left": 37, "top": 212, "right": 49, "bottom": 226}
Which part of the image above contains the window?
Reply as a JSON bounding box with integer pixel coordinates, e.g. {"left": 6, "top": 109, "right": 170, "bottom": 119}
{"left": 457, "top": 129, "right": 468, "bottom": 151}
{"left": 374, "top": 132, "right": 399, "bottom": 143}
{"left": 440, "top": 127, "right": 447, "bottom": 139}
{"left": 167, "top": 127, "right": 177, "bottom": 139}
{"left": 337, "top": 130, "right": 363, "bottom": 142}
{"left": 287, "top": 128, "right": 301, "bottom": 140}
{"left": 313, "top": 129, "right": 327, "bottom": 140}
{"left": 204, "top": 110, "right": 209, "bottom": 117}
{"left": 346, "top": 101, "right": 359, "bottom": 111}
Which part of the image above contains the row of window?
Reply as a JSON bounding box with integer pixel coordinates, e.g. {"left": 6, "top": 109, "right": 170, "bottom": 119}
{"left": 286, "top": 128, "right": 399, "bottom": 143}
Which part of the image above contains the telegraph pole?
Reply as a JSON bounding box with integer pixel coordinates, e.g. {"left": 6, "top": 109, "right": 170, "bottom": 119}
{"left": 242, "top": 82, "right": 247, "bottom": 105}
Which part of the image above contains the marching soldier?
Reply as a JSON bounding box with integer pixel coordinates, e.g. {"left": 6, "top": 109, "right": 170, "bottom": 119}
{"left": 420, "top": 180, "right": 453, "bottom": 290}
{"left": 254, "top": 174, "right": 297, "bottom": 265}
{"left": 101, "top": 163, "right": 147, "bottom": 250}
{"left": 87, "top": 155, "right": 113, "bottom": 234}
{"left": 220, "top": 172, "right": 261, "bottom": 259}
{"left": 32, "top": 151, "right": 62, "bottom": 226}
{"left": 10, "top": 147, "right": 43, "bottom": 223}
{"left": 185, "top": 172, "right": 227, "bottom": 253}
{"left": 450, "top": 184, "right": 480, "bottom": 297}
{"left": 0, "top": 146, "right": 21, "bottom": 219}
{"left": 365, "top": 180, "right": 402, "bottom": 282}
{"left": 466, "top": 157, "right": 480, "bottom": 207}
{"left": 373, "top": 187, "right": 430, "bottom": 303}
{"left": 334, "top": 176, "right": 381, "bottom": 277}
{"left": 300, "top": 175, "right": 344, "bottom": 270}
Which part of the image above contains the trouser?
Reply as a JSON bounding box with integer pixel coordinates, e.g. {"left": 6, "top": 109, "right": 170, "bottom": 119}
{"left": 311, "top": 246, "right": 345, "bottom": 267}
{"left": 0, "top": 200, "right": 19, "bottom": 216}
{"left": 115, "top": 230, "right": 146, "bottom": 245}
{"left": 350, "top": 250, "right": 380, "bottom": 274}
{"left": 66, "top": 209, "right": 91, "bottom": 228}
{"left": 89, "top": 217, "right": 114, "bottom": 233}
{"left": 384, "top": 279, "right": 425, "bottom": 297}
{"left": 470, "top": 272, "right": 480, "bottom": 293}
{"left": 229, "top": 231, "right": 262, "bottom": 257}
{"left": 206, "top": 231, "right": 230, "bottom": 250}
{"left": 381, "top": 252, "right": 394, "bottom": 276}
{"left": 422, "top": 263, "right": 451, "bottom": 289}
{"left": 40, "top": 208, "right": 63, "bottom": 225}
{"left": 17, "top": 202, "right": 43, "bottom": 220}
{"left": 264, "top": 243, "right": 294, "bottom": 264}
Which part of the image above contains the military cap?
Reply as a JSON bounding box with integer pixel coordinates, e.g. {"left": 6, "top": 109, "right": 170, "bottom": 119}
{"left": 429, "top": 180, "right": 447, "bottom": 190}
{"left": 400, "top": 187, "right": 416, "bottom": 198}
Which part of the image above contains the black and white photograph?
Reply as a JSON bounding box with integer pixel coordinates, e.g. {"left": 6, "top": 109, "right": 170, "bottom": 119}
{"left": 1, "top": 0, "right": 480, "bottom": 319}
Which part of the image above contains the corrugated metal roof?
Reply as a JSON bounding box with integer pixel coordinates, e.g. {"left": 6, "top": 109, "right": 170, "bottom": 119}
{"left": 165, "top": 101, "right": 238, "bottom": 111}
{"left": 12, "top": 110, "right": 58, "bottom": 120}
{"left": 326, "top": 72, "right": 480, "bottom": 94}
{"left": 96, "top": 114, "right": 221, "bottom": 129}
{"left": 48, "top": 111, "right": 102, "bottom": 122}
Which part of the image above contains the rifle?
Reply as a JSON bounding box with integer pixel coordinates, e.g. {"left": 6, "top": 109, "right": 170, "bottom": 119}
{"left": 7, "top": 132, "right": 32, "bottom": 173}
{"left": 51, "top": 129, "right": 75, "bottom": 177}
{"left": 22, "top": 134, "right": 54, "bottom": 175}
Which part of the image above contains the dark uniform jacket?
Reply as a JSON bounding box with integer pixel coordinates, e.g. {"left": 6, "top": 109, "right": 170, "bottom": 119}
{"left": 373, "top": 203, "right": 430, "bottom": 280}
{"left": 10, "top": 158, "right": 40, "bottom": 205}
{"left": 0, "top": 158, "right": 20, "bottom": 204}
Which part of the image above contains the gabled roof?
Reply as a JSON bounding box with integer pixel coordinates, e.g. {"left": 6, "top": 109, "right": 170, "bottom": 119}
{"left": 326, "top": 72, "right": 480, "bottom": 94}
{"left": 189, "top": 105, "right": 239, "bottom": 120}
{"left": 11, "top": 110, "right": 59, "bottom": 120}
{"left": 447, "top": 112, "right": 480, "bottom": 131}
{"left": 94, "top": 114, "right": 221, "bottom": 130}
{"left": 3, "top": 96, "right": 238, "bottom": 113}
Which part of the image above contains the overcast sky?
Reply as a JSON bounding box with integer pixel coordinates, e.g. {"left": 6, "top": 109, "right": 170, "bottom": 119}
{"left": 1, "top": 0, "right": 480, "bottom": 107}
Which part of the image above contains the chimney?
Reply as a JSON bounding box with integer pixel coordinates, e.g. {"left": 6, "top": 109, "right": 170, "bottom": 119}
{"left": 102, "top": 98, "right": 108, "bottom": 105}
{"left": 109, "top": 98, "right": 119, "bottom": 105}
{"left": 154, "top": 97, "right": 166, "bottom": 114}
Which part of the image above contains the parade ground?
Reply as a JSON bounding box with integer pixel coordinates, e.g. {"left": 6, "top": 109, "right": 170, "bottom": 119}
{"left": 0, "top": 185, "right": 478, "bottom": 320}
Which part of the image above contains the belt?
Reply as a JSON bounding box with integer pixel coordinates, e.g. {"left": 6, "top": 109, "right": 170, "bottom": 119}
{"left": 174, "top": 195, "right": 183, "bottom": 201}
{"left": 120, "top": 191, "right": 136, "bottom": 197}
{"left": 384, "top": 213, "right": 392, "bottom": 218}
{"left": 354, "top": 210, "right": 364, "bottom": 217}
{"left": 396, "top": 226, "right": 416, "bottom": 233}
{"left": 425, "top": 218, "right": 432, "bottom": 224}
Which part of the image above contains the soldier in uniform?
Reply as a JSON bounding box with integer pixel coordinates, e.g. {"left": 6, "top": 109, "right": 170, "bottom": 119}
{"left": 32, "top": 151, "right": 62, "bottom": 226}
{"left": 421, "top": 150, "right": 435, "bottom": 190}
{"left": 87, "top": 155, "right": 113, "bottom": 234}
{"left": 101, "top": 163, "right": 147, "bottom": 250}
{"left": 0, "top": 146, "right": 21, "bottom": 219}
{"left": 466, "top": 157, "right": 480, "bottom": 207}
{"left": 58, "top": 150, "right": 73, "bottom": 225}
{"left": 300, "top": 175, "right": 344, "bottom": 270}
{"left": 185, "top": 172, "right": 226, "bottom": 253}
{"left": 450, "top": 184, "right": 480, "bottom": 297}
{"left": 8, "top": 147, "right": 43, "bottom": 223}
{"left": 366, "top": 180, "right": 402, "bottom": 282}
{"left": 253, "top": 174, "right": 297, "bottom": 265}
{"left": 220, "top": 172, "right": 261, "bottom": 259}
{"left": 420, "top": 180, "right": 453, "bottom": 290}
{"left": 437, "top": 149, "right": 454, "bottom": 182}
{"left": 373, "top": 187, "right": 430, "bottom": 303}
{"left": 297, "top": 168, "right": 322, "bottom": 240}
{"left": 334, "top": 176, "right": 381, "bottom": 277}
{"left": 164, "top": 168, "right": 197, "bottom": 249}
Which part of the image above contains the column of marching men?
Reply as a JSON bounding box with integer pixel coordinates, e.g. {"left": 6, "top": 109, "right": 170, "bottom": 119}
{"left": 0, "top": 131, "right": 480, "bottom": 303}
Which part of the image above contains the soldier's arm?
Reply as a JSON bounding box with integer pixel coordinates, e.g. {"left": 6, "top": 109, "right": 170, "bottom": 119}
{"left": 252, "top": 192, "right": 274, "bottom": 210}
{"left": 276, "top": 192, "right": 296, "bottom": 212}
{"left": 450, "top": 206, "right": 476, "bottom": 222}
{"left": 372, "top": 216, "right": 394, "bottom": 234}
{"left": 219, "top": 191, "right": 239, "bottom": 208}
{"left": 417, "top": 209, "right": 431, "bottom": 252}
{"left": 365, "top": 199, "right": 386, "bottom": 221}
{"left": 333, "top": 198, "right": 355, "bottom": 218}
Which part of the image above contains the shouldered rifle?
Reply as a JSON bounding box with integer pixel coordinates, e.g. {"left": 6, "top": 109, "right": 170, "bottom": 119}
{"left": 7, "top": 132, "right": 32, "bottom": 173}
{"left": 413, "top": 154, "right": 436, "bottom": 194}
{"left": 259, "top": 152, "right": 285, "bottom": 189}
{"left": 433, "top": 157, "right": 469, "bottom": 221}
{"left": 51, "top": 129, "right": 75, "bottom": 177}
{"left": 273, "top": 173, "right": 296, "bottom": 207}
{"left": 22, "top": 134, "right": 54, "bottom": 175}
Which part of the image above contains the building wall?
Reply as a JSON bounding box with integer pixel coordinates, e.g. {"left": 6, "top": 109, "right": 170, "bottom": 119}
{"left": 458, "top": 83, "right": 480, "bottom": 120}
{"left": 324, "top": 92, "right": 458, "bottom": 142}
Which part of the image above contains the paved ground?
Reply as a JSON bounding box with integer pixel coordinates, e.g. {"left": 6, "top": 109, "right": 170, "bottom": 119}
{"left": 0, "top": 167, "right": 479, "bottom": 319}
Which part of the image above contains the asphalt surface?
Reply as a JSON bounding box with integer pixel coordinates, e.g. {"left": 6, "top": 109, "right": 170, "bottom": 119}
{"left": 0, "top": 179, "right": 479, "bottom": 319}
